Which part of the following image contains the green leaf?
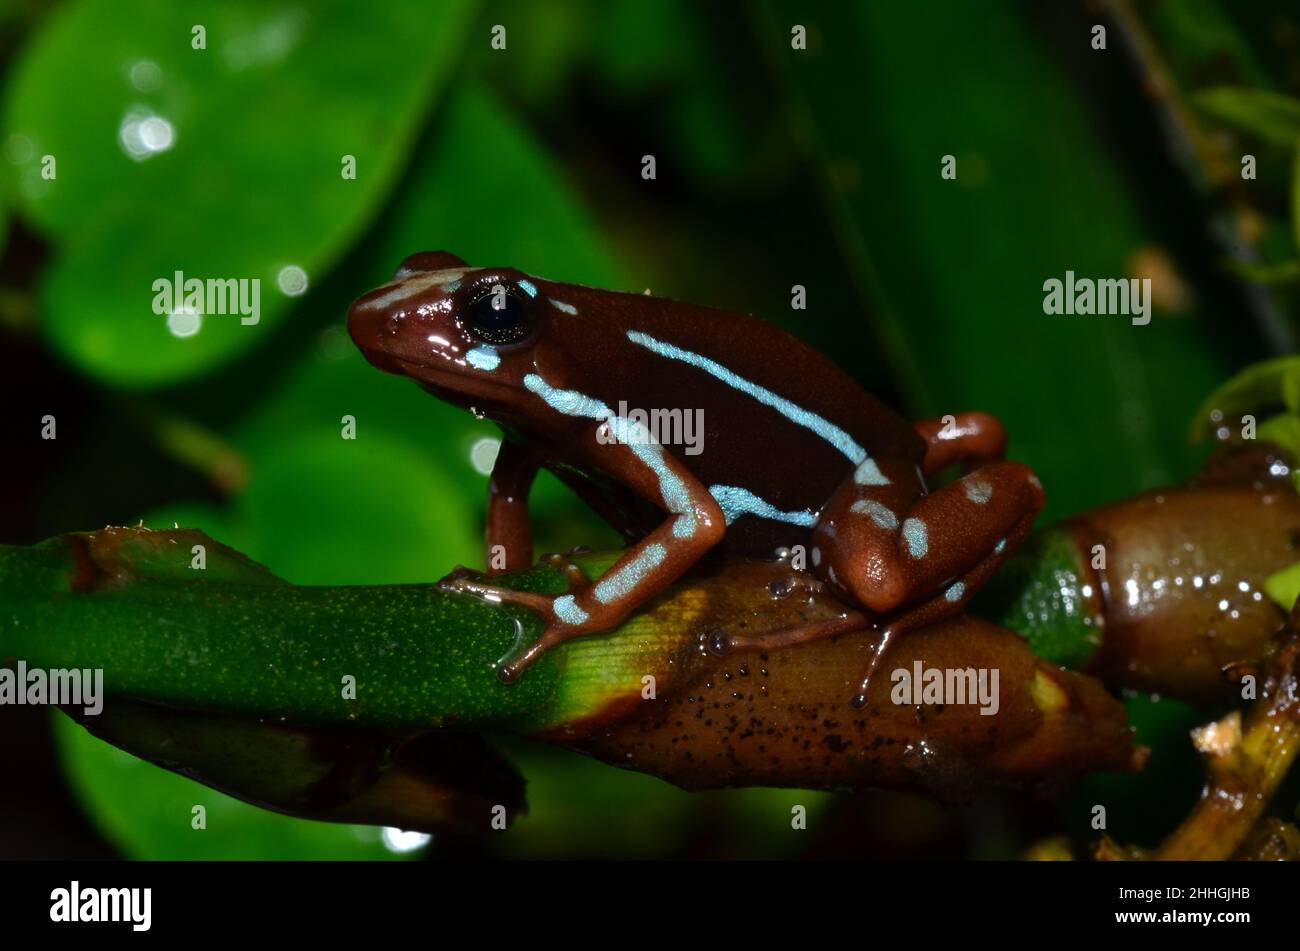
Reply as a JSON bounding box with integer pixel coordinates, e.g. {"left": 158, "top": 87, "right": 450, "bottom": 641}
{"left": 2, "top": 0, "right": 475, "bottom": 386}
{"left": 356, "top": 82, "right": 624, "bottom": 285}
{"left": 762, "top": 0, "right": 1229, "bottom": 519}
{"left": 235, "top": 431, "right": 482, "bottom": 585}
{"left": 53, "top": 713, "right": 406, "bottom": 860}
{"left": 1293, "top": 146, "right": 1300, "bottom": 260}
{"left": 226, "top": 83, "right": 629, "bottom": 568}
{"left": 1189, "top": 355, "right": 1300, "bottom": 441}
{"left": 1222, "top": 258, "right": 1300, "bottom": 285}
{"left": 1264, "top": 560, "right": 1300, "bottom": 611}
{"left": 1195, "top": 86, "right": 1300, "bottom": 147}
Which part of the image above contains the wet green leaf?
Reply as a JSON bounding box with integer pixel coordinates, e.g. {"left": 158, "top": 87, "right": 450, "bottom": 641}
{"left": 2, "top": 0, "right": 475, "bottom": 386}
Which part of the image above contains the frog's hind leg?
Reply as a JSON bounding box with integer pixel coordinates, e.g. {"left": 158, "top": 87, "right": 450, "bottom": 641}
{"left": 914, "top": 412, "right": 1006, "bottom": 474}
{"left": 717, "top": 607, "right": 870, "bottom": 655}
{"left": 844, "top": 498, "right": 1040, "bottom": 706}
{"left": 816, "top": 459, "right": 1045, "bottom": 706}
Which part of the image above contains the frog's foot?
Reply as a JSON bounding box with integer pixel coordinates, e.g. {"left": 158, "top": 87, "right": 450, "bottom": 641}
{"left": 713, "top": 608, "right": 869, "bottom": 656}
{"left": 440, "top": 567, "right": 613, "bottom": 683}
{"left": 846, "top": 501, "right": 1041, "bottom": 708}
{"left": 493, "top": 593, "right": 617, "bottom": 683}
{"left": 438, "top": 551, "right": 593, "bottom": 608}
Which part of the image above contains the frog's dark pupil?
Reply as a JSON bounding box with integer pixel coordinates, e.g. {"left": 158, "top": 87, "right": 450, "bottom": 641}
{"left": 465, "top": 285, "right": 531, "bottom": 344}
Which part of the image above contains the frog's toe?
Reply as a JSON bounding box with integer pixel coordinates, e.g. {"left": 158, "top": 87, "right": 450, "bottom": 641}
{"left": 538, "top": 552, "right": 591, "bottom": 589}
{"left": 437, "top": 573, "right": 554, "bottom": 613}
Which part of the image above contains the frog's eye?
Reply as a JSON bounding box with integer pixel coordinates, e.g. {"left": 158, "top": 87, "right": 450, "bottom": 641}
{"left": 464, "top": 283, "right": 535, "bottom": 346}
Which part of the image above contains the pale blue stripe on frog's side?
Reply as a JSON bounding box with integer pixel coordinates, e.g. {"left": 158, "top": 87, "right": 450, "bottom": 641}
{"left": 525, "top": 372, "right": 816, "bottom": 535}
{"left": 524, "top": 373, "right": 610, "bottom": 420}
{"left": 606, "top": 415, "right": 697, "bottom": 536}
{"left": 626, "top": 330, "right": 868, "bottom": 465}
{"left": 709, "top": 485, "right": 818, "bottom": 527}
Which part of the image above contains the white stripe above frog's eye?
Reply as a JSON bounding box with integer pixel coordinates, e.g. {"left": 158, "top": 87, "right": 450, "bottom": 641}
{"left": 356, "top": 268, "right": 470, "bottom": 310}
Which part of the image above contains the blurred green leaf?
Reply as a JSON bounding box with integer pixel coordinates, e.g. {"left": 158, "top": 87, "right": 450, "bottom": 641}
{"left": 1189, "top": 354, "right": 1300, "bottom": 440}
{"left": 1293, "top": 146, "right": 1300, "bottom": 256}
{"left": 2, "top": 0, "right": 475, "bottom": 386}
{"left": 1195, "top": 86, "right": 1300, "bottom": 147}
{"left": 53, "top": 713, "right": 405, "bottom": 860}
{"left": 238, "top": 431, "right": 481, "bottom": 585}
{"left": 1224, "top": 258, "right": 1300, "bottom": 285}
{"left": 1264, "top": 560, "right": 1300, "bottom": 611}
{"left": 226, "top": 83, "right": 629, "bottom": 571}
{"left": 357, "top": 82, "right": 624, "bottom": 284}
{"left": 766, "top": 0, "right": 1231, "bottom": 518}
{"left": 592, "top": 0, "right": 758, "bottom": 185}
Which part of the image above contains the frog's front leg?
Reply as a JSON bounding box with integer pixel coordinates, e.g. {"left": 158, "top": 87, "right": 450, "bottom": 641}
{"left": 485, "top": 437, "right": 540, "bottom": 575}
{"left": 444, "top": 417, "right": 726, "bottom": 682}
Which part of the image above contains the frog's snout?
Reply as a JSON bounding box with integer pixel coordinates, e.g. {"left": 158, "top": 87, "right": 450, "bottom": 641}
{"left": 347, "top": 290, "right": 409, "bottom": 373}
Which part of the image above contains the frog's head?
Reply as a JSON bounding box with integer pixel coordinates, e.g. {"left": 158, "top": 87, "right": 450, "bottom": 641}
{"left": 347, "top": 251, "right": 543, "bottom": 411}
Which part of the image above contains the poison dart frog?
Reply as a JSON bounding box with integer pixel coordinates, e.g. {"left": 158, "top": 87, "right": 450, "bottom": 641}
{"left": 348, "top": 252, "right": 1044, "bottom": 706}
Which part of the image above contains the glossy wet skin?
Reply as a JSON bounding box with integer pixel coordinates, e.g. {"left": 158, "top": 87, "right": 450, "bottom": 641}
{"left": 347, "top": 252, "right": 537, "bottom": 414}
{"left": 348, "top": 251, "right": 1044, "bottom": 705}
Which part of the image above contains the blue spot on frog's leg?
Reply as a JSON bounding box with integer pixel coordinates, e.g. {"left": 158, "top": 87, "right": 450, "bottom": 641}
{"left": 594, "top": 543, "right": 666, "bottom": 604}
{"left": 849, "top": 499, "right": 899, "bottom": 530}
{"left": 902, "top": 518, "right": 928, "bottom": 559}
{"left": 944, "top": 582, "right": 965, "bottom": 603}
{"left": 553, "top": 594, "right": 588, "bottom": 625}
{"left": 963, "top": 479, "right": 993, "bottom": 505}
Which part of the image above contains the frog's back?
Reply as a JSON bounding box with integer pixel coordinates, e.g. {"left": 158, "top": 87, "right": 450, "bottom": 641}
{"left": 532, "top": 282, "right": 923, "bottom": 555}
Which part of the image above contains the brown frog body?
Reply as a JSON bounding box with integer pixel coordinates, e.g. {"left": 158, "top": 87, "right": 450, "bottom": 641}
{"left": 348, "top": 252, "right": 1043, "bottom": 705}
